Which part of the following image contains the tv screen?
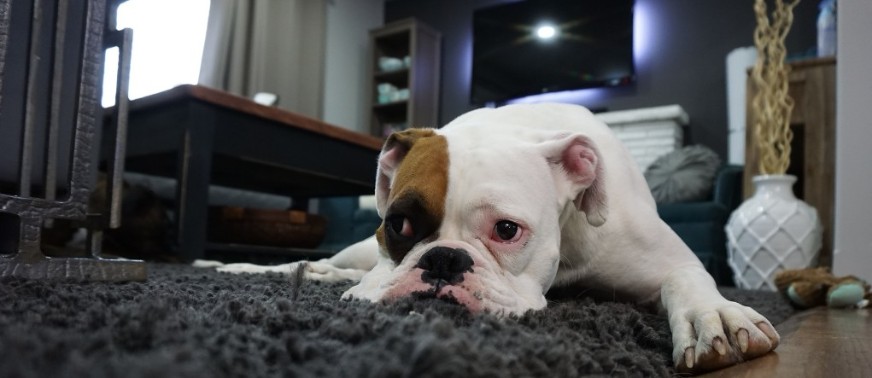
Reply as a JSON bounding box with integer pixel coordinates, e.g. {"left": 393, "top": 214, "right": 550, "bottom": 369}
{"left": 471, "top": 0, "right": 635, "bottom": 104}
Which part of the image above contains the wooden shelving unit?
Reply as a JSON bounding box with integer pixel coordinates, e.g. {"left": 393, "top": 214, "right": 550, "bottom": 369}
{"left": 744, "top": 57, "right": 836, "bottom": 267}
{"left": 368, "top": 18, "right": 441, "bottom": 137}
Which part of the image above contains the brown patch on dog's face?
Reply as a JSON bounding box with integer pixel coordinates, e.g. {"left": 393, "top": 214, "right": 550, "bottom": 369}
{"left": 376, "top": 131, "right": 449, "bottom": 264}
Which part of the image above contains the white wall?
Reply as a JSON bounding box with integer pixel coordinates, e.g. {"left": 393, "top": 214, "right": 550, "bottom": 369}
{"left": 322, "top": 0, "right": 384, "bottom": 132}
{"left": 832, "top": 0, "right": 872, "bottom": 283}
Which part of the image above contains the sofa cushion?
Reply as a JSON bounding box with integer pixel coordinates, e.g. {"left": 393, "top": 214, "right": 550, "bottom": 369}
{"left": 657, "top": 201, "right": 733, "bottom": 286}
{"left": 644, "top": 145, "right": 721, "bottom": 204}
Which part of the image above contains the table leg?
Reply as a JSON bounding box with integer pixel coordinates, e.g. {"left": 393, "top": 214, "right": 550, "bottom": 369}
{"left": 175, "top": 103, "right": 215, "bottom": 261}
{"left": 290, "top": 196, "right": 310, "bottom": 212}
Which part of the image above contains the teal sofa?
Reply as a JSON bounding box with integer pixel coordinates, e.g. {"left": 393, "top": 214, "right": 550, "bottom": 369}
{"left": 317, "top": 197, "right": 380, "bottom": 253}
{"left": 656, "top": 165, "right": 744, "bottom": 286}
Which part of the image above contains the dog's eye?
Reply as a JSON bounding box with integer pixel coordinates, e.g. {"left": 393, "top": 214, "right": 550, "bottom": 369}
{"left": 493, "top": 220, "right": 520, "bottom": 242}
{"left": 387, "top": 215, "right": 414, "bottom": 238}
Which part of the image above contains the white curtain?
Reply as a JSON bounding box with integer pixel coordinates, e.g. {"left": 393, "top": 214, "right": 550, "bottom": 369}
{"left": 198, "top": 0, "right": 327, "bottom": 118}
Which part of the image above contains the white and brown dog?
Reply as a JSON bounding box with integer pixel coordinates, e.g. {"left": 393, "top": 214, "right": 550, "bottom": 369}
{"left": 206, "top": 103, "right": 779, "bottom": 372}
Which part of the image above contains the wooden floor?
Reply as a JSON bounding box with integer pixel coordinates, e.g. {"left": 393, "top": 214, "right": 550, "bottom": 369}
{"left": 701, "top": 307, "right": 871, "bottom": 377}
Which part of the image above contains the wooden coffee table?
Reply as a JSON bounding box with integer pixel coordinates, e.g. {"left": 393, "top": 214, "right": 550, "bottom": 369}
{"left": 106, "top": 85, "right": 383, "bottom": 261}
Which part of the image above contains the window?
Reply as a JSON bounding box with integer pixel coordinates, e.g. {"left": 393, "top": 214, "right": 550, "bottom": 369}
{"left": 102, "top": 0, "right": 210, "bottom": 107}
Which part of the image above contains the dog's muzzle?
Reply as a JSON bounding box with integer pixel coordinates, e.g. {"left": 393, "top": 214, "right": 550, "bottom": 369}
{"left": 415, "top": 247, "right": 474, "bottom": 287}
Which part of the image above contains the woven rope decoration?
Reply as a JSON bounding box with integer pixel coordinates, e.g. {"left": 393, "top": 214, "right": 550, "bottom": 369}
{"left": 750, "top": 0, "right": 800, "bottom": 175}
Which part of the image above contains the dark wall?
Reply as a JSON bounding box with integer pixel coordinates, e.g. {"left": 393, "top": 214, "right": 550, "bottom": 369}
{"left": 385, "top": 0, "right": 819, "bottom": 159}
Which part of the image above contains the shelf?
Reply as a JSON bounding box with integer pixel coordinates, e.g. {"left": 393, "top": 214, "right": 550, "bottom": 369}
{"left": 372, "top": 101, "right": 408, "bottom": 125}
{"left": 367, "top": 18, "right": 440, "bottom": 136}
{"left": 373, "top": 100, "right": 408, "bottom": 110}
{"left": 744, "top": 58, "right": 836, "bottom": 267}
{"left": 374, "top": 33, "right": 411, "bottom": 58}
{"left": 374, "top": 69, "right": 409, "bottom": 87}
{"left": 374, "top": 68, "right": 409, "bottom": 79}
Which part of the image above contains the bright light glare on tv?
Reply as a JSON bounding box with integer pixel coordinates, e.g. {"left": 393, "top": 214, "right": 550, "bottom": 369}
{"left": 535, "top": 24, "right": 557, "bottom": 39}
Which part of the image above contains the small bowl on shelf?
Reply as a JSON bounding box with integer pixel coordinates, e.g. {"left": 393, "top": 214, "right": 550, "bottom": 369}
{"left": 378, "top": 57, "right": 404, "bottom": 72}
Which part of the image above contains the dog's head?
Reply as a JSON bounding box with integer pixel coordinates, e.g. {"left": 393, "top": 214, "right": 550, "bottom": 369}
{"left": 345, "top": 105, "right": 609, "bottom": 315}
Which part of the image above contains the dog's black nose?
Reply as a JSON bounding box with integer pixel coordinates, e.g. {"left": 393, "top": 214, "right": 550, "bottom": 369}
{"left": 416, "top": 247, "right": 474, "bottom": 286}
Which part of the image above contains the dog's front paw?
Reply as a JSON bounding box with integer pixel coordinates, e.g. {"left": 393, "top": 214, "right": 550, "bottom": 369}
{"left": 214, "top": 260, "right": 367, "bottom": 283}
{"left": 216, "top": 262, "right": 301, "bottom": 275}
{"left": 191, "top": 259, "right": 225, "bottom": 268}
{"left": 671, "top": 301, "right": 779, "bottom": 373}
{"left": 303, "top": 261, "right": 368, "bottom": 282}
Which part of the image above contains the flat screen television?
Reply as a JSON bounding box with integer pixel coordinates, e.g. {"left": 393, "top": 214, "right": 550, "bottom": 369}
{"left": 471, "top": 0, "right": 635, "bottom": 105}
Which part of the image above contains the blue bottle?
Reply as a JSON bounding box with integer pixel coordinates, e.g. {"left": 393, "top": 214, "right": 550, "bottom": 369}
{"left": 817, "top": 0, "right": 837, "bottom": 57}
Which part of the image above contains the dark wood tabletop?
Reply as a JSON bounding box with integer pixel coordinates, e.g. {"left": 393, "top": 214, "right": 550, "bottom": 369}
{"left": 115, "top": 84, "right": 385, "bottom": 198}
{"left": 105, "top": 85, "right": 385, "bottom": 260}
{"left": 127, "top": 84, "right": 384, "bottom": 151}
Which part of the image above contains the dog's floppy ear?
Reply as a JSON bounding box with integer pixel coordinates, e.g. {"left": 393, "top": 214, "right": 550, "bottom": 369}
{"left": 375, "top": 128, "right": 437, "bottom": 217}
{"left": 539, "top": 133, "right": 608, "bottom": 226}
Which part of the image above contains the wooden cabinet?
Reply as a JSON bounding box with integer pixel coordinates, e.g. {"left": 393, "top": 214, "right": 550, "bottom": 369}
{"left": 744, "top": 57, "right": 836, "bottom": 266}
{"left": 368, "top": 18, "right": 441, "bottom": 137}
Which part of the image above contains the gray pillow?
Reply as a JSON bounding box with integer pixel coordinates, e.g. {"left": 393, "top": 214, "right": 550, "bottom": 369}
{"left": 644, "top": 145, "right": 721, "bottom": 204}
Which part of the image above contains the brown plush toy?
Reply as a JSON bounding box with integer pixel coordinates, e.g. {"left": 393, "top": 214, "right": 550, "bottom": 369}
{"left": 774, "top": 267, "right": 871, "bottom": 309}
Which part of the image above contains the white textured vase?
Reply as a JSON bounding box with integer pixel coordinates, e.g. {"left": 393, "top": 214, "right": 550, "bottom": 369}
{"left": 726, "top": 175, "right": 822, "bottom": 291}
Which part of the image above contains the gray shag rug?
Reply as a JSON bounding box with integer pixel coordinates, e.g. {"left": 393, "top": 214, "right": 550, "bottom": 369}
{"left": 0, "top": 263, "right": 796, "bottom": 377}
